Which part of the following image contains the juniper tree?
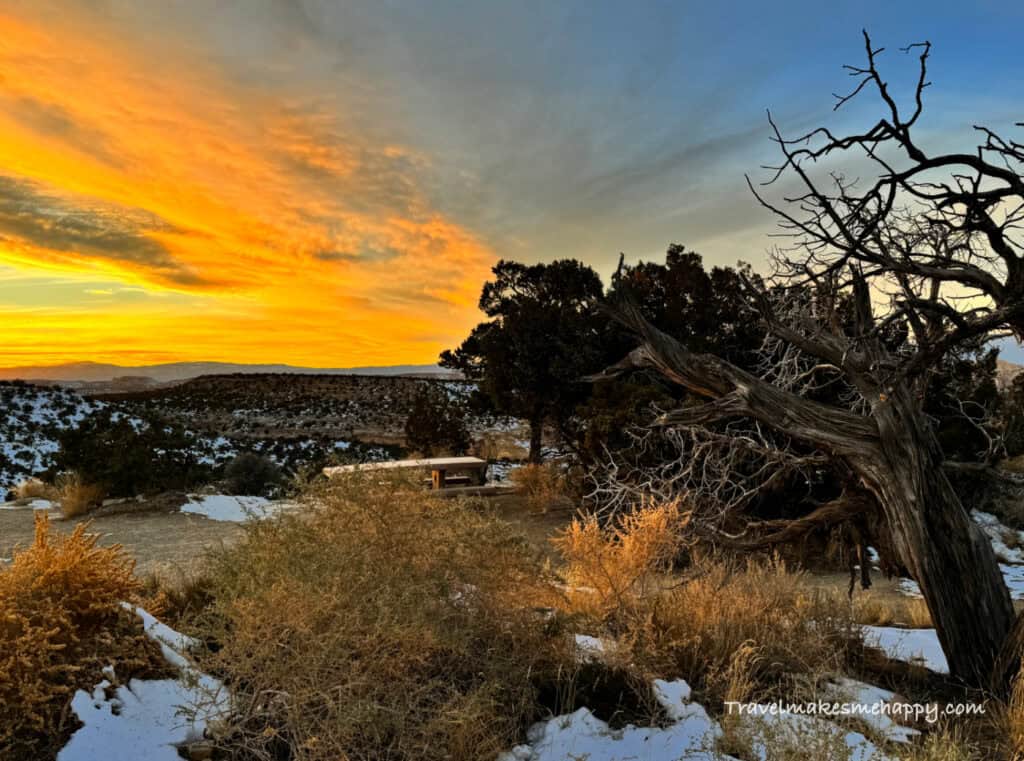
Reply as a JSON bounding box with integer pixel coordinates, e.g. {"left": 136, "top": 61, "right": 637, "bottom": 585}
{"left": 594, "top": 33, "right": 1024, "bottom": 688}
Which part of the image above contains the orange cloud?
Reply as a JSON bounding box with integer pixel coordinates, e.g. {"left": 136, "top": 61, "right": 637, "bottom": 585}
{"left": 0, "top": 9, "right": 495, "bottom": 366}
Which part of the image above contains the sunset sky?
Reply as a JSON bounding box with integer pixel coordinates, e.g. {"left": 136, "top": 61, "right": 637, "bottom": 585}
{"left": 1, "top": 1, "right": 1022, "bottom": 367}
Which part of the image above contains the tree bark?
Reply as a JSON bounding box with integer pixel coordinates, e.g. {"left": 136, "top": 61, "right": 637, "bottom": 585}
{"left": 846, "top": 388, "right": 1016, "bottom": 688}
{"left": 528, "top": 416, "right": 544, "bottom": 463}
{"left": 594, "top": 312, "right": 1018, "bottom": 688}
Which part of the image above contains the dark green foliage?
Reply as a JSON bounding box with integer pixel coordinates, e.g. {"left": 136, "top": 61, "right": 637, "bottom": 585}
{"left": 404, "top": 386, "right": 471, "bottom": 457}
{"left": 441, "top": 259, "right": 608, "bottom": 462}
{"left": 924, "top": 346, "right": 1002, "bottom": 463}
{"left": 607, "top": 245, "right": 764, "bottom": 364}
{"left": 224, "top": 452, "right": 283, "bottom": 496}
{"left": 51, "top": 410, "right": 211, "bottom": 497}
{"left": 1004, "top": 375, "right": 1024, "bottom": 459}
{"left": 569, "top": 247, "right": 768, "bottom": 466}
{"left": 572, "top": 376, "right": 674, "bottom": 469}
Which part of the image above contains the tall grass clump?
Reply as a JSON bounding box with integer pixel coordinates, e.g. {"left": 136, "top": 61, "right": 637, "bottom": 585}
{"left": 1000, "top": 661, "right": 1024, "bottom": 760}
{"left": 0, "top": 515, "right": 167, "bottom": 759}
{"left": 191, "top": 473, "right": 575, "bottom": 761}
{"left": 509, "top": 461, "right": 577, "bottom": 512}
{"left": 55, "top": 471, "right": 105, "bottom": 519}
{"left": 553, "top": 502, "right": 860, "bottom": 708}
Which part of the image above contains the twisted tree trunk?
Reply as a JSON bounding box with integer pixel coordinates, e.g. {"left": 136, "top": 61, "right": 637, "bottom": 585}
{"left": 528, "top": 413, "right": 544, "bottom": 463}
{"left": 593, "top": 311, "right": 1018, "bottom": 689}
{"left": 847, "top": 387, "right": 1015, "bottom": 686}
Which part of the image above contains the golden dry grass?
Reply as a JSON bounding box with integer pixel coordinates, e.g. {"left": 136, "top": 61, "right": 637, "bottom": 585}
{"left": 898, "top": 725, "right": 985, "bottom": 761}
{"left": 552, "top": 502, "right": 861, "bottom": 708}
{"left": 1002, "top": 663, "right": 1024, "bottom": 760}
{"left": 187, "top": 473, "right": 577, "bottom": 761}
{"left": 13, "top": 477, "right": 55, "bottom": 502}
{"left": 509, "top": 462, "right": 577, "bottom": 512}
{"left": 0, "top": 514, "right": 168, "bottom": 759}
{"left": 854, "top": 594, "right": 933, "bottom": 629}
{"left": 55, "top": 472, "right": 105, "bottom": 519}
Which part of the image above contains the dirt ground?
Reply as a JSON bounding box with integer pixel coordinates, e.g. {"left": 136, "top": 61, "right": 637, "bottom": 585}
{"left": 1, "top": 492, "right": 933, "bottom": 617}
{"left": 490, "top": 494, "right": 576, "bottom": 563}
{"left": 0, "top": 506, "right": 243, "bottom": 578}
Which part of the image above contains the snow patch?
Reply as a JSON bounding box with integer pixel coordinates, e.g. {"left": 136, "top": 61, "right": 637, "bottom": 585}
{"left": 573, "top": 634, "right": 610, "bottom": 663}
{"left": 58, "top": 607, "right": 229, "bottom": 761}
{"left": 825, "top": 677, "right": 920, "bottom": 744}
{"left": 0, "top": 498, "right": 54, "bottom": 511}
{"left": 500, "top": 676, "right": 898, "bottom": 761}
{"left": 863, "top": 626, "right": 949, "bottom": 674}
{"left": 181, "top": 494, "right": 277, "bottom": 523}
{"left": 739, "top": 704, "right": 892, "bottom": 761}
{"left": 499, "top": 679, "right": 733, "bottom": 761}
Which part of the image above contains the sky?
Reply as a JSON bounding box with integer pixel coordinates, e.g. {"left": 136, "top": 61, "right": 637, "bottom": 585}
{"left": 0, "top": 0, "right": 1022, "bottom": 367}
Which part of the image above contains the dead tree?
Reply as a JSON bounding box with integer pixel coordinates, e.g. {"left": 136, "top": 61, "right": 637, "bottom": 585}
{"left": 593, "top": 32, "right": 1024, "bottom": 689}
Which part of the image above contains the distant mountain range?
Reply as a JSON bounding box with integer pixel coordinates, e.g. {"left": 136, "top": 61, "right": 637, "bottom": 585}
{"left": 0, "top": 361, "right": 456, "bottom": 385}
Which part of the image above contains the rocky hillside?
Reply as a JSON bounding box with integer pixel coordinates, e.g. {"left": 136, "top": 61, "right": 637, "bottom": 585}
{"left": 0, "top": 382, "right": 106, "bottom": 486}
{"left": 91, "top": 374, "right": 494, "bottom": 444}
{"left": 0, "top": 374, "right": 526, "bottom": 492}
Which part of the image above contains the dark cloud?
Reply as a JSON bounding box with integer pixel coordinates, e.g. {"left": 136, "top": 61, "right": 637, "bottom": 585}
{"left": 0, "top": 174, "right": 213, "bottom": 286}
{"left": 3, "top": 94, "right": 121, "bottom": 166}
{"left": 312, "top": 244, "right": 401, "bottom": 263}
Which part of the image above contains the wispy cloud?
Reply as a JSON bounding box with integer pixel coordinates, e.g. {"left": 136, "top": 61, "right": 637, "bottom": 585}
{"left": 0, "top": 174, "right": 215, "bottom": 286}
{"left": 0, "top": 1, "right": 1021, "bottom": 364}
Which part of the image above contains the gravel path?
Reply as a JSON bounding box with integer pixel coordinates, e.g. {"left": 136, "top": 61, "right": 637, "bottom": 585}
{"left": 0, "top": 506, "right": 243, "bottom": 577}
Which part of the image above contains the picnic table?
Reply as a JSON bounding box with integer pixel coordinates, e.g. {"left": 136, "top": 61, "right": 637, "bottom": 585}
{"left": 323, "top": 456, "right": 488, "bottom": 490}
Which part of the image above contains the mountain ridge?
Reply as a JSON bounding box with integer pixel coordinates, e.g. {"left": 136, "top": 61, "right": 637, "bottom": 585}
{"left": 0, "top": 361, "right": 453, "bottom": 384}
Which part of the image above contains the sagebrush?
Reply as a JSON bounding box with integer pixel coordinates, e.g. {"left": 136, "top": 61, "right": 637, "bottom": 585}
{"left": 0, "top": 515, "right": 167, "bottom": 759}
{"left": 189, "top": 474, "right": 576, "bottom": 761}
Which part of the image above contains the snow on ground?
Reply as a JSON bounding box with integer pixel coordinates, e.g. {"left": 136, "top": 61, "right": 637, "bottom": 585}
{"left": 738, "top": 704, "right": 892, "bottom": 761}
{"left": 181, "top": 494, "right": 281, "bottom": 522}
{"left": 863, "top": 626, "right": 949, "bottom": 674}
{"left": 58, "top": 606, "right": 229, "bottom": 761}
{"left": 573, "top": 634, "right": 610, "bottom": 663}
{"left": 825, "top": 677, "right": 920, "bottom": 744}
{"left": 502, "top": 667, "right": 903, "bottom": 761}
{"left": 487, "top": 459, "right": 519, "bottom": 482}
{"left": 125, "top": 603, "right": 201, "bottom": 667}
{"left": 0, "top": 498, "right": 54, "bottom": 511}
{"left": 974, "top": 510, "right": 1024, "bottom": 563}
{"left": 0, "top": 383, "right": 106, "bottom": 487}
{"left": 499, "top": 677, "right": 735, "bottom": 761}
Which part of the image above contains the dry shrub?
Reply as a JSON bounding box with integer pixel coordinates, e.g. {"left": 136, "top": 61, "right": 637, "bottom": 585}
{"left": 13, "top": 477, "right": 55, "bottom": 501}
{"left": 552, "top": 500, "right": 688, "bottom": 621}
{"left": 718, "top": 708, "right": 864, "bottom": 761}
{"left": 899, "top": 725, "right": 984, "bottom": 761}
{"left": 854, "top": 595, "right": 933, "bottom": 629}
{"left": 1004, "top": 663, "right": 1024, "bottom": 760}
{"left": 139, "top": 568, "right": 217, "bottom": 624}
{"left": 56, "top": 471, "right": 105, "bottom": 519}
{"left": 553, "top": 502, "right": 859, "bottom": 708}
{"left": 0, "top": 515, "right": 168, "bottom": 759}
{"left": 191, "top": 473, "right": 574, "bottom": 761}
{"left": 510, "top": 461, "right": 578, "bottom": 512}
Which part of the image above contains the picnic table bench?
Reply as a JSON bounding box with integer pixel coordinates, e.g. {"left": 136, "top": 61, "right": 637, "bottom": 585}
{"left": 323, "top": 456, "right": 488, "bottom": 490}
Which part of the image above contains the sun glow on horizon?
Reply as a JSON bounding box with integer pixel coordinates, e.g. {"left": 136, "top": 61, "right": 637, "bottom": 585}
{"left": 0, "top": 9, "right": 495, "bottom": 366}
